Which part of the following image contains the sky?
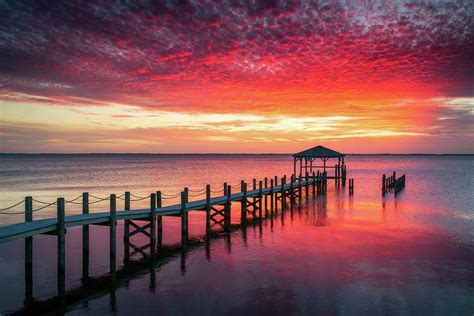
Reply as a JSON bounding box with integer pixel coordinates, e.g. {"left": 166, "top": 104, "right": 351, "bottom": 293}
{"left": 0, "top": 1, "right": 473, "bottom": 154}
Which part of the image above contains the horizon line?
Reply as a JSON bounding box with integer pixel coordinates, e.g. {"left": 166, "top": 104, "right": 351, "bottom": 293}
{"left": 1, "top": 152, "right": 473, "bottom": 156}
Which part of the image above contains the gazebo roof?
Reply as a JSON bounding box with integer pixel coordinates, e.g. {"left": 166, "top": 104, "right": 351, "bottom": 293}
{"left": 292, "top": 145, "right": 345, "bottom": 158}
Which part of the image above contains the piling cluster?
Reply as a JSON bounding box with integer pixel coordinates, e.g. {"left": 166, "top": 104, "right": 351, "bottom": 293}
{"left": 382, "top": 171, "right": 406, "bottom": 196}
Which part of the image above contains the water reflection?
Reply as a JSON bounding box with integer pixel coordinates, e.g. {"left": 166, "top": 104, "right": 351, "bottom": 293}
{"left": 1, "top": 155, "right": 473, "bottom": 315}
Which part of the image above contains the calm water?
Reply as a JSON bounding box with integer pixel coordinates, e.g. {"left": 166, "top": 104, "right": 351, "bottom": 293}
{"left": 0, "top": 154, "right": 473, "bottom": 315}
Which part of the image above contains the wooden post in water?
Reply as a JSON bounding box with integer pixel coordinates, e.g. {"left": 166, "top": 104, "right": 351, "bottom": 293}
{"left": 109, "top": 194, "right": 117, "bottom": 282}
{"left": 298, "top": 174, "right": 303, "bottom": 204}
{"left": 270, "top": 179, "right": 274, "bottom": 213}
{"left": 123, "top": 192, "right": 130, "bottom": 262}
{"left": 317, "top": 171, "right": 320, "bottom": 194}
{"left": 258, "top": 180, "right": 263, "bottom": 219}
{"left": 225, "top": 186, "right": 232, "bottom": 230}
{"left": 205, "top": 184, "right": 211, "bottom": 236}
{"left": 240, "top": 181, "right": 247, "bottom": 225}
{"left": 392, "top": 171, "right": 397, "bottom": 195}
{"left": 82, "top": 192, "right": 89, "bottom": 280}
{"left": 312, "top": 171, "right": 316, "bottom": 196}
{"left": 149, "top": 193, "right": 156, "bottom": 253}
{"left": 305, "top": 171, "right": 309, "bottom": 197}
{"left": 264, "top": 177, "right": 268, "bottom": 212}
{"left": 281, "top": 176, "right": 286, "bottom": 211}
{"left": 156, "top": 191, "right": 162, "bottom": 246}
{"left": 382, "top": 175, "right": 386, "bottom": 196}
{"left": 274, "top": 176, "right": 279, "bottom": 212}
{"left": 289, "top": 175, "right": 295, "bottom": 208}
{"left": 57, "top": 197, "right": 65, "bottom": 297}
{"left": 252, "top": 178, "right": 257, "bottom": 216}
{"left": 124, "top": 192, "right": 130, "bottom": 241}
{"left": 24, "top": 196, "right": 33, "bottom": 305}
{"left": 181, "top": 189, "right": 188, "bottom": 245}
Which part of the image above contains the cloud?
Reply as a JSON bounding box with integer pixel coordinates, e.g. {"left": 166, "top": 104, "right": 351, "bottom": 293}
{"left": 0, "top": 0, "right": 472, "bottom": 111}
{"left": 0, "top": 1, "right": 473, "bottom": 153}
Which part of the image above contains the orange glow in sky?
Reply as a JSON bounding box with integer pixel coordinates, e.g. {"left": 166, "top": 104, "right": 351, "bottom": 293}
{"left": 0, "top": 2, "right": 473, "bottom": 153}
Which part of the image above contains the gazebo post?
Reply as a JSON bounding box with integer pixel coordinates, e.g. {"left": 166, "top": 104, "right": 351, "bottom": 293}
{"left": 299, "top": 158, "right": 303, "bottom": 177}
{"left": 293, "top": 157, "right": 297, "bottom": 177}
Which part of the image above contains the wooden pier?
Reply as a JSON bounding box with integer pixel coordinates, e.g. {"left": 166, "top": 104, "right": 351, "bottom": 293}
{"left": 0, "top": 172, "right": 329, "bottom": 306}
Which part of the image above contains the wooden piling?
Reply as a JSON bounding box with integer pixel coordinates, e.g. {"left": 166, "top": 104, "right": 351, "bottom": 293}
{"left": 382, "top": 175, "right": 386, "bottom": 196}
{"left": 109, "top": 194, "right": 116, "bottom": 281}
{"left": 281, "top": 176, "right": 286, "bottom": 211}
{"left": 270, "top": 179, "right": 274, "bottom": 212}
{"left": 298, "top": 174, "right": 303, "bottom": 204}
{"left": 258, "top": 181, "right": 263, "bottom": 219}
{"left": 156, "top": 191, "right": 162, "bottom": 246}
{"left": 149, "top": 193, "right": 156, "bottom": 251}
{"left": 226, "top": 186, "right": 232, "bottom": 229}
{"left": 82, "top": 192, "right": 89, "bottom": 280}
{"left": 24, "top": 196, "right": 33, "bottom": 304}
{"left": 181, "top": 189, "right": 188, "bottom": 245}
{"left": 305, "top": 171, "right": 309, "bottom": 196}
{"left": 274, "top": 176, "right": 279, "bottom": 212}
{"left": 205, "top": 184, "right": 211, "bottom": 236}
{"left": 240, "top": 181, "right": 247, "bottom": 225}
{"left": 264, "top": 177, "right": 268, "bottom": 212}
{"left": 57, "top": 197, "right": 65, "bottom": 297}
{"left": 290, "top": 175, "right": 295, "bottom": 208}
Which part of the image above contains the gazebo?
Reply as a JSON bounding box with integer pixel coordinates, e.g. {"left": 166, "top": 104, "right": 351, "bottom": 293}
{"left": 292, "top": 145, "right": 346, "bottom": 182}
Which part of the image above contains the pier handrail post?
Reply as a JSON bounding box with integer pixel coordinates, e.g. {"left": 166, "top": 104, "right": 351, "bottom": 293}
{"left": 57, "top": 197, "right": 65, "bottom": 297}
{"left": 274, "top": 176, "right": 279, "bottom": 212}
{"left": 252, "top": 178, "right": 257, "bottom": 208}
{"left": 281, "top": 176, "right": 286, "bottom": 211}
{"left": 181, "top": 189, "right": 188, "bottom": 245}
{"left": 25, "top": 196, "right": 33, "bottom": 304}
{"left": 109, "top": 194, "right": 117, "bottom": 283}
{"left": 124, "top": 192, "right": 130, "bottom": 242}
{"left": 264, "top": 177, "right": 268, "bottom": 212}
{"left": 125, "top": 192, "right": 130, "bottom": 210}
{"left": 82, "top": 192, "right": 90, "bottom": 280}
{"left": 270, "top": 178, "right": 274, "bottom": 212}
{"left": 224, "top": 182, "right": 228, "bottom": 196}
{"left": 206, "top": 184, "right": 211, "bottom": 236}
{"left": 226, "top": 186, "right": 232, "bottom": 229}
{"left": 258, "top": 180, "right": 263, "bottom": 219}
{"left": 240, "top": 181, "right": 247, "bottom": 225}
{"left": 156, "top": 191, "right": 162, "bottom": 246}
{"left": 149, "top": 193, "right": 156, "bottom": 252}
{"left": 290, "top": 175, "right": 294, "bottom": 205}
{"left": 298, "top": 174, "right": 303, "bottom": 203}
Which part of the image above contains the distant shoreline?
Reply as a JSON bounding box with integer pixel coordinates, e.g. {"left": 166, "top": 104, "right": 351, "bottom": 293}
{"left": 1, "top": 153, "right": 473, "bottom": 156}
